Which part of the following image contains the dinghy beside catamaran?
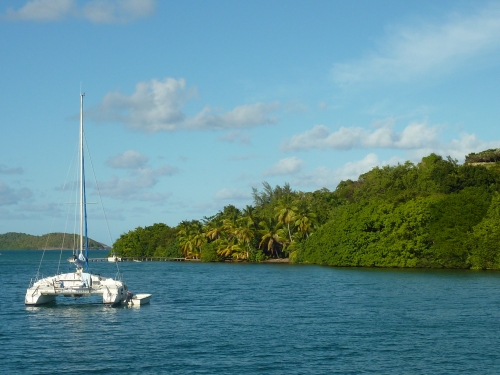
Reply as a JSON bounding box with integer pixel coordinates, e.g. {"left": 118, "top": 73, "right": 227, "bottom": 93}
{"left": 25, "top": 94, "right": 151, "bottom": 306}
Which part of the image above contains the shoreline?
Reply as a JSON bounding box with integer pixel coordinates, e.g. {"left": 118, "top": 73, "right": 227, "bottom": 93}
{"left": 0, "top": 248, "right": 110, "bottom": 251}
{"left": 262, "top": 258, "right": 290, "bottom": 263}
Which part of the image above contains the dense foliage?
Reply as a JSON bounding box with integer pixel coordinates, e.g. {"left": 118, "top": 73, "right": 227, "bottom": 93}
{"left": 301, "top": 154, "right": 500, "bottom": 269}
{"left": 0, "top": 232, "right": 107, "bottom": 250}
{"left": 111, "top": 182, "right": 335, "bottom": 261}
{"left": 109, "top": 151, "right": 500, "bottom": 269}
{"left": 112, "top": 223, "right": 182, "bottom": 258}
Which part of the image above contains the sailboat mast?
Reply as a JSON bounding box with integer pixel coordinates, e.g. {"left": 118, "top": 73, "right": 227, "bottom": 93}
{"left": 79, "top": 93, "right": 84, "bottom": 255}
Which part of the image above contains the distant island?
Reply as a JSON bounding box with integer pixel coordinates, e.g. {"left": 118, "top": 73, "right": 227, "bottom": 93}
{"left": 0, "top": 232, "right": 109, "bottom": 250}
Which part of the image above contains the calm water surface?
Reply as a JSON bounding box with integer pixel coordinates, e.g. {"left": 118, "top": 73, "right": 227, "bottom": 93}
{"left": 1, "top": 250, "right": 500, "bottom": 374}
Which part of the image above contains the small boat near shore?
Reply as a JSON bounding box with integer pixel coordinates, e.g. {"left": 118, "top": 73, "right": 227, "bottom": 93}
{"left": 108, "top": 255, "right": 122, "bottom": 262}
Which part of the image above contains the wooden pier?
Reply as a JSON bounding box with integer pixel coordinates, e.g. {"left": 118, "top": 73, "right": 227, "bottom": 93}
{"left": 88, "top": 257, "right": 198, "bottom": 263}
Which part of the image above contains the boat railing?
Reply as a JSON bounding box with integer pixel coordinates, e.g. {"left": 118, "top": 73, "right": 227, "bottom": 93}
{"left": 28, "top": 275, "right": 41, "bottom": 288}
{"left": 53, "top": 287, "right": 93, "bottom": 294}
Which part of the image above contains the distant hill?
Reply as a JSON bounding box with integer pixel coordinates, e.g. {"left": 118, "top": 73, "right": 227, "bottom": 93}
{"left": 0, "top": 232, "right": 109, "bottom": 250}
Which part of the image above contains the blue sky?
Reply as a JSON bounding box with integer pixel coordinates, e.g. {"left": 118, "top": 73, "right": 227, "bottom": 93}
{"left": 2, "top": 0, "right": 500, "bottom": 245}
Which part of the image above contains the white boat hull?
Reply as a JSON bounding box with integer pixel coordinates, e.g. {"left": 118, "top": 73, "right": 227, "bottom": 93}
{"left": 127, "top": 293, "right": 152, "bottom": 307}
{"left": 25, "top": 271, "right": 128, "bottom": 306}
{"left": 25, "top": 293, "right": 56, "bottom": 305}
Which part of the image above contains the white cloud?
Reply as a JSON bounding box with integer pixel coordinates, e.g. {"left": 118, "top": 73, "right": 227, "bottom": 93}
{"left": 410, "top": 132, "right": 500, "bottom": 162}
{"left": 293, "top": 153, "right": 404, "bottom": 190}
{"left": 82, "top": 0, "right": 155, "bottom": 23}
{"left": 4, "top": 0, "right": 75, "bottom": 21}
{"left": 332, "top": 3, "right": 500, "bottom": 85}
{"left": 334, "top": 153, "right": 395, "bottom": 181}
{"left": 282, "top": 120, "right": 440, "bottom": 152}
{"left": 101, "top": 151, "right": 178, "bottom": 201}
{"left": 0, "top": 165, "right": 24, "bottom": 174}
{"left": 281, "top": 125, "right": 331, "bottom": 151}
{"left": 92, "top": 78, "right": 190, "bottom": 133}
{"left": 214, "top": 188, "right": 251, "bottom": 201}
{"left": 264, "top": 157, "right": 305, "bottom": 177}
{"left": 0, "top": 180, "right": 32, "bottom": 206}
{"left": 129, "top": 166, "right": 178, "bottom": 192}
{"left": 98, "top": 164, "right": 178, "bottom": 201}
{"left": 393, "top": 122, "right": 439, "bottom": 148}
{"left": 3, "top": 0, "right": 155, "bottom": 23}
{"left": 183, "top": 102, "right": 280, "bottom": 130}
{"left": 290, "top": 131, "right": 500, "bottom": 191}
{"left": 106, "top": 150, "right": 148, "bottom": 169}
{"left": 282, "top": 119, "right": 500, "bottom": 163}
{"left": 89, "top": 77, "right": 281, "bottom": 133}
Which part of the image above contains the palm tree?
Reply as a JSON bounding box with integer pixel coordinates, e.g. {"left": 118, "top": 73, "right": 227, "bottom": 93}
{"left": 177, "top": 221, "right": 193, "bottom": 257}
{"left": 204, "top": 220, "right": 224, "bottom": 241}
{"left": 239, "top": 205, "right": 256, "bottom": 229}
{"left": 294, "top": 210, "right": 317, "bottom": 238}
{"left": 178, "top": 232, "right": 195, "bottom": 258}
{"left": 234, "top": 224, "right": 255, "bottom": 259}
{"left": 216, "top": 238, "right": 244, "bottom": 260}
{"left": 177, "top": 220, "right": 204, "bottom": 259}
{"left": 258, "top": 218, "right": 286, "bottom": 258}
{"left": 274, "top": 198, "right": 297, "bottom": 242}
{"left": 191, "top": 231, "right": 206, "bottom": 259}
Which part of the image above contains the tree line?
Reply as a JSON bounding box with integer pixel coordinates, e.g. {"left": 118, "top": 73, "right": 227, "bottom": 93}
{"left": 112, "top": 150, "right": 500, "bottom": 269}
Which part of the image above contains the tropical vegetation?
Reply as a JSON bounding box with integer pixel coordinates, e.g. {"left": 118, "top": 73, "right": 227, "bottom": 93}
{"left": 112, "top": 182, "right": 330, "bottom": 262}
{"left": 12, "top": 149, "right": 500, "bottom": 270}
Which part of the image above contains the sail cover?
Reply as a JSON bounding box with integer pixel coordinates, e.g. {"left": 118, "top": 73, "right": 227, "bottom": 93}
{"left": 74, "top": 253, "right": 87, "bottom": 269}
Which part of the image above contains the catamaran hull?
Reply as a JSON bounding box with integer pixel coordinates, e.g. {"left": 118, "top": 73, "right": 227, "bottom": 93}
{"left": 25, "top": 293, "right": 56, "bottom": 305}
{"left": 25, "top": 271, "right": 128, "bottom": 306}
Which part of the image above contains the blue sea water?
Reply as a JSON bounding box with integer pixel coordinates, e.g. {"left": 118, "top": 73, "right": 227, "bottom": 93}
{"left": 1, "top": 250, "right": 500, "bottom": 374}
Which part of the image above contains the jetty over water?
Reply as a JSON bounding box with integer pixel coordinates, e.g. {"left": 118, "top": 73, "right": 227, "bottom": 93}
{"left": 88, "top": 257, "right": 199, "bottom": 262}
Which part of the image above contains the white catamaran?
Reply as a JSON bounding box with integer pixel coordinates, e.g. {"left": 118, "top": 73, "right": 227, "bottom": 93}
{"left": 25, "top": 94, "right": 151, "bottom": 307}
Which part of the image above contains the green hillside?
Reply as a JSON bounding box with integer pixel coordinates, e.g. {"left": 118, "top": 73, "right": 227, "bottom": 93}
{"left": 299, "top": 153, "right": 500, "bottom": 269}
{"left": 0, "top": 232, "right": 109, "bottom": 250}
